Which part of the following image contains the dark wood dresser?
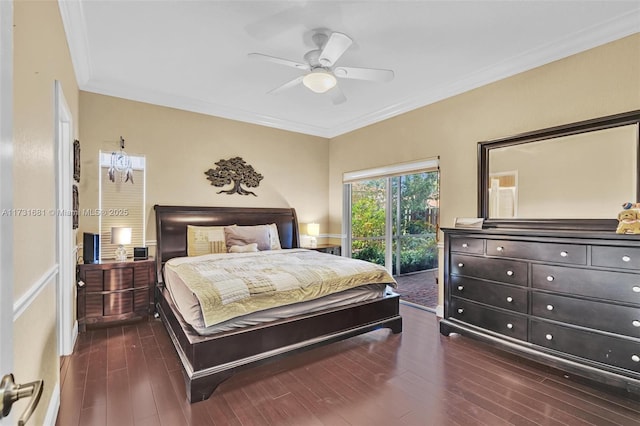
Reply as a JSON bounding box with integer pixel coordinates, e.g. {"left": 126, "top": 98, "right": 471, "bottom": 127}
{"left": 441, "top": 227, "right": 640, "bottom": 394}
{"left": 77, "top": 258, "right": 155, "bottom": 331}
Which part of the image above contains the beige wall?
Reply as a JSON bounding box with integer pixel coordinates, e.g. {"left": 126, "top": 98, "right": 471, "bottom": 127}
{"left": 13, "top": 0, "right": 79, "bottom": 423}
{"left": 78, "top": 92, "right": 330, "bottom": 250}
{"left": 329, "top": 34, "right": 640, "bottom": 305}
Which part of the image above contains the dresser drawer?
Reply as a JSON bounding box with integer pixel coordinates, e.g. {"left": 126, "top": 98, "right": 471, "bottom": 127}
{"left": 451, "top": 276, "right": 528, "bottom": 313}
{"left": 592, "top": 246, "right": 640, "bottom": 271}
{"left": 451, "top": 254, "right": 527, "bottom": 286}
{"left": 532, "top": 293, "right": 640, "bottom": 338}
{"left": 450, "top": 298, "right": 527, "bottom": 340}
{"left": 532, "top": 264, "right": 640, "bottom": 305}
{"left": 450, "top": 237, "right": 484, "bottom": 254}
{"left": 530, "top": 320, "right": 640, "bottom": 373}
{"left": 486, "top": 240, "right": 586, "bottom": 265}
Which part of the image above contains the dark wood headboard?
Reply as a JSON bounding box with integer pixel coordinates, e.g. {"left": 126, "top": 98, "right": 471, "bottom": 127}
{"left": 153, "top": 205, "right": 300, "bottom": 284}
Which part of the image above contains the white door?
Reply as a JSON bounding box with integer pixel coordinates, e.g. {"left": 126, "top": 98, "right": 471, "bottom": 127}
{"left": 0, "top": 0, "right": 15, "bottom": 423}
{"left": 0, "top": 2, "right": 43, "bottom": 424}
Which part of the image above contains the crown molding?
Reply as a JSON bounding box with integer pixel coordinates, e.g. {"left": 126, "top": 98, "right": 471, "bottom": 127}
{"left": 62, "top": 4, "right": 639, "bottom": 139}
{"left": 81, "top": 80, "right": 336, "bottom": 138}
{"left": 58, "top": 0, "right": 92, "bottom": 86}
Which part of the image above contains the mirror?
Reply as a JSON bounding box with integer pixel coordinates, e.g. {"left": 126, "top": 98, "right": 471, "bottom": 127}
{"left": 478, "top": 110, "right": 640, "bottom": 230}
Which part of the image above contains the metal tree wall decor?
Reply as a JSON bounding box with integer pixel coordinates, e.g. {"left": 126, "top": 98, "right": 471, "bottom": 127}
{"left": 204, "top": 157, "right": 263, "bottom": 196}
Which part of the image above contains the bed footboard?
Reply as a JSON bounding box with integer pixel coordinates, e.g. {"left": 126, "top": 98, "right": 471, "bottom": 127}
{"left": 157, "top": 288, "right": 402, "bottom": 402}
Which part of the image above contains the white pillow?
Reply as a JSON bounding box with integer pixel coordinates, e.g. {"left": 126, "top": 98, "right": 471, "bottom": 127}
{"left": 268, "top": 223, "right": 282, "bottom": 250}
{"left": 229, "top": 243, "right": 259, "bottom": 253}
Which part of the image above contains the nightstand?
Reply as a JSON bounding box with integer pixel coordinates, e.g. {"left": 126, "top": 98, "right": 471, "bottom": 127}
{"left": 77, "top": 258, "right": 155, "bottom": 331}
{"left": 304, "top": 243, "right": 341, "bottom": 256}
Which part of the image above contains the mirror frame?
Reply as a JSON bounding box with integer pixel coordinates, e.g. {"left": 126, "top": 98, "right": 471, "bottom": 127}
{"left": 478, "top": 110, "right": 640, "bottom": 231}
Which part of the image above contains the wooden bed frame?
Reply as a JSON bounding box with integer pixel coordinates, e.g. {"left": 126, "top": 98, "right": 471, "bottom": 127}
{"left": 154, "top": 205, "right": 403, "bottom": 402}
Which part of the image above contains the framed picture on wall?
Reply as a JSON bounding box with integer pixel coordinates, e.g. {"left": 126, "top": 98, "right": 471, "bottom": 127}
{"left": 73, "top": 139, "right": 80, "bottom": 182}
{"left": 72, "top": 184, "right": 79, "bottom": 230}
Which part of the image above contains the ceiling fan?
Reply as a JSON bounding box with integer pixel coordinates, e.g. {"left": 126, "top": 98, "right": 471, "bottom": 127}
{"left": 249, "top": 29, "right": 394, "bottom": 105}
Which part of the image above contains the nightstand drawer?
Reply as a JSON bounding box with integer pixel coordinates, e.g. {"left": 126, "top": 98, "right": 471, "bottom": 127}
{"left": 532, "top": 293, "right": 640, "bottom": 338}
{"left": 104, "top": 268, "right": 134, "bottom": 291}
{"left": 450, "top": 298, "right": 527, "bottom": 341}
{"left": 83, "top": 270, "right": 104, "bottom": 292}
{"left": 451, "top": 276, "right": 527, "bottom": 313}
{"left": 487, "top": 240, "right": 586, "bottom": 265}
{"left": 104, "top": 292, "right": 133, "bottom": 317}
{"left": 451, "top": 254, "right": 527, "bottom": 286}
{"left": 134, "top": 266, "right": 151, "bottom": 287}
{"left": 530, "top": 320, "right": 640, "bottom": 373}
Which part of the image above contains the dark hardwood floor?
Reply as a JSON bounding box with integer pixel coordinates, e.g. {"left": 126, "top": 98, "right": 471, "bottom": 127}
{"left": 56, "top": 304, "right": 640, "bottom": 426}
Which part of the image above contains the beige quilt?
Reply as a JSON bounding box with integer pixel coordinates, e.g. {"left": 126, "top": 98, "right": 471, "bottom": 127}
{"left": 165, "top": 249, "right": 396, "bottom": 327}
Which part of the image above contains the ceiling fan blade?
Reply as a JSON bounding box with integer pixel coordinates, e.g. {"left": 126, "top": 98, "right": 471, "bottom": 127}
{"left": 267, "top": 76, "right": 304, "bottom": 95}
{"left": 334, "top": 66, "right": 394, "bottom": 82}
{"left": 248, "top": 53, "right": 310, "bottom": 71}
{"left": 329, "top": 86, "right": 347, "bottom": 105}
{"left": 318, "top": 32, "right": 353, "bottom": 66}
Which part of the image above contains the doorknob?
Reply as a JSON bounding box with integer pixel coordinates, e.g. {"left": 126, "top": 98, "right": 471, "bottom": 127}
{"left": 0, "top": 374, "right": 43, "bottom": 425}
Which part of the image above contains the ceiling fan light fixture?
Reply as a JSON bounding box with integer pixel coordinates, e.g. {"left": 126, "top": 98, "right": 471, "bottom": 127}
{"left": 302, "top": 69, "right": 337, "bottom": 93}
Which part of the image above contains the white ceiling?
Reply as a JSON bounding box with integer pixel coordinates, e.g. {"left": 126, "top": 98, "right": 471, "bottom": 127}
{"left": 59, "top": 1, "right": 640, "bottom": 138}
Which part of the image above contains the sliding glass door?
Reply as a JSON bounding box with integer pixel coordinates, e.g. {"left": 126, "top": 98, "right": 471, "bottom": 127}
{"left": 347, "top": 170, "right": 439, "bottom": 275}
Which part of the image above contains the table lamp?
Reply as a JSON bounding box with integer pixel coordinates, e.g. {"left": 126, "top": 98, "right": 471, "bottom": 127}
{"left": 111, "top": 227, "right": 131, "bottom": 261}
{"left": 307, "top": 223, "right": 319, "bottom": 248}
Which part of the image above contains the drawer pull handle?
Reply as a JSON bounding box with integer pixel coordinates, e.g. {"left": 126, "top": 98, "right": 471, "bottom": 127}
{"left": 632, "top": 320, "right": 640, "bottom": 327}
{"left": 633, "top": 286, "right": 640, "bottom": 293}
{"left": 506, "top": 296, "right": 513, "bottom": 303}
{"left": 457, "top": 263, "right": 464, "bottom": 268}
{"left": 457, "top": 308, "right": 464, "bottom": 314}
{"left": 546, "top": 304, "right": 554, "bottom": 311}
{"left": 457, "top": 285, "right": 464, "bottom": 291}
{"left": 546, "top": 276, "right": 554, "bottom": 282}
{"left": 77, "top": 280, "right": 85, "bottom": 288}
{"left": 496, "top": 246, "right": 504, "bottom": 252}
{"left": 506, "top": 270, "right": 514, "bottom": 276}
{"left": 462, "top": 243, "right": 468, "bottom": 248}
{"left": 545, "top": 334, "right": 553, "bottom": 341}
{"left": 506, "top": 323, "right": 513, "bottom": 329}
{"left": 560, "top": 251, "right": 568, "bottom": 257}
{"left": 623, "top": 255, "right": 631, "bottom": 262}
{"left": 632, "top": 355, "right": 640, "bottom": 363}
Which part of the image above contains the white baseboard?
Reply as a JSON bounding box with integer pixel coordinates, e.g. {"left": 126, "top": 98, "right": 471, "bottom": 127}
{"left": 436, "top": 304, "right": 444, "bottom": 318}
{"left": 43, "top": 382, "right": 60, "bottom": 426}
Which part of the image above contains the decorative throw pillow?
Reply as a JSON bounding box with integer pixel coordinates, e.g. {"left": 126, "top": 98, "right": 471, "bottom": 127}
{"left": 224, "top": 225, "right": 271, "bottom": 251}
{"left": 228, "top": 243, "right": 259, "bottom": 253}
{"left": 186, "top": 225, "right": 227, "bottom": 256}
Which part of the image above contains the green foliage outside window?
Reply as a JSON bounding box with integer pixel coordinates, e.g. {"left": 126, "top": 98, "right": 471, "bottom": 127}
{"left": 351, "top": 172, "right": 439, "bottom": 275}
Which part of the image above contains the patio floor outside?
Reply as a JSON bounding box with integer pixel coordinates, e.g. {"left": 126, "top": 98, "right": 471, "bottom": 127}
{"left": 394, "top": 269, "right": 438, "bottom": 310}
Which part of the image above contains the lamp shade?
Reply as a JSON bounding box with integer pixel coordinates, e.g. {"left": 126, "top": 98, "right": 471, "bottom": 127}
{"left": 307, "top": 223, "right": 320, "bottom": 237}
{"left": 111, "top": 227, "right": 132, "bottom": 245}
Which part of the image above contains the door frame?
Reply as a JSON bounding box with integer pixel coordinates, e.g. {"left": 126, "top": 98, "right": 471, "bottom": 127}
{"left": 55, "top": 81, "right": 76, "bottom": 356}
{"left": 0, "top": 0, "right": 15, "bottom": 423}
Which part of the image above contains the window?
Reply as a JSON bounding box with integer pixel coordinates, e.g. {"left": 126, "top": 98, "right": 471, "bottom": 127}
{"left": 99, "top": 151, "right": 146, "bottom": 260}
